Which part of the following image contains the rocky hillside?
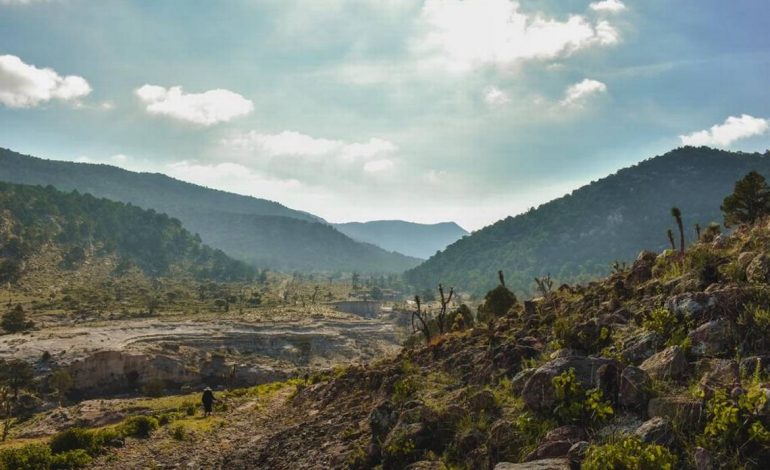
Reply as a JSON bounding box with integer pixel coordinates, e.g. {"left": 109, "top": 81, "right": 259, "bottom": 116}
{"left": 0, "top": 147, "right": 419, "bottom": 273}
{"left": 333, "top": 220, "right": 468, "bottom": 259}
{"left": 5, "top": 212, "right": 770, "bottom": 469}
{"left": 0, "top": 181, "right": 254, "bottom": 283}
{"left": 217, "top": 218, "right": 770, "bottom": 469}
{"left": 406, "top": 146, "right": 770, "bottom": 296}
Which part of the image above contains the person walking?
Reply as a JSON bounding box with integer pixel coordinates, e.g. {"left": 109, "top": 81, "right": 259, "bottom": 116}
{"left": 201, "top": 386, "right": 216, "bottom": 417}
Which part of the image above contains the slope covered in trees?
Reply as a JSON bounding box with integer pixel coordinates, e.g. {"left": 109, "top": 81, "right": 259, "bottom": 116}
{"left": 333, "top": 220, "right": 468, "bottom": 259}
{"left": 0, "top": 148, "right": 418, "bottom": 273}
{"left": 0, "top": 182, "right": 254, "bottom": 283}
{"left": 406, "top": 146, "right": 770, "bottom": 295}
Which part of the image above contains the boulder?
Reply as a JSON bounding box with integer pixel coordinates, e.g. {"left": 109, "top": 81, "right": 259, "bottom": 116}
{"left": 488, "top": 419, "right": 516, "bottom": 455}
{"left": 523, "top": 426, "right": 586, "bottom": 461}
{"left": 665, "top": 293, "right": 717, "bottom": 321}
{"left": 634, "top": 417, "right": 674, "bottom": 446}
{"left": 640, "top": 346, "right": 688, "bottom": 381}
{"left": 694, "top": 447, "right": 714, "bottom": 470}
{"left": 627, "top": 251, "right": 656, "bottom": 284}
{"left": 739, "top": 356, "right": 770, "bottom": 377}
{"left": 567, "top": 441, "right": 589, "bottom": 466}
{"left": 648, "top": 396, "right": 704, "bottom": 426}
{"left": 620, "top": 331, "right": 662, "bottom": 364}
{"left": 697, "top": 359, "right": 740, "bottom": 397}
{"left": 369, "top": 400, "right": 397, "bottom": 439}
{"left": 747, "top": 254, "right": 770, "bottom": 284}
{"left": 737, "top": 251, "right": 758, "bottom": 270}
{"left": 619, "top": 366, "right": 651, "bottom": 409}
{"left": 688, "top": 319, "right": 736, "bottom": 357}
{"left": 465, "top": 390, "right": 498, "bottom": 416}
{"left": 521, "top": 356, "right": 620, "bottom": 411}
{"left": 494, "top": 459, "right": 570, "bottom": 470}
{"left": 511, "top": 368, "right": 537, "bottom": 396}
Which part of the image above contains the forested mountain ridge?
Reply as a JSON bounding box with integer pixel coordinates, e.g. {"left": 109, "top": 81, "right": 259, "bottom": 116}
{"left": 0, "top": 182, "right": 254, "bottom": 283}
{"left": 181, "top": 211, "right": 421, "bottom": 273}
{"left": 405, "top": 146, "right": 770, "bottom": 295}
{"left": 0, "top": 147, "right": 419, "bottom": 273}
{"left": 333, "top": 220, "right": 468, "bottom": 259}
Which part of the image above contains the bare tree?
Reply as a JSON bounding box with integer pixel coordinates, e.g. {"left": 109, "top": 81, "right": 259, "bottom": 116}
{"left": 436, "top": 284, "right": 455, "bottom": 334}
{"left": 411, "top": 296, "right": 431, "bottom": 344}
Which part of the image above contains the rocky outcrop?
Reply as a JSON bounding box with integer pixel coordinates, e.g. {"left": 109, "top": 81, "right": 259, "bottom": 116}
{"left": 621, "top": 331, "right": 662, "bottom": 364}
{"left": 522, "top": 356, "right": 620, "bottom": 411}
{"left": 494, "top": 459, "right": 571, "bottom": 469}
{"left": 688, "top": 319, "right": 736, "bottom": 357}
{"left": 648, "top": 396, "right": 704, "bottom": 426}
{"left": 524, "top": 426, "right": 586, "bottom": 461}
{"left": 639, "top": 346, "right": 688, "bottom": 381}
{"left": 619, "top": 366, "right": 651, "bottom": 409}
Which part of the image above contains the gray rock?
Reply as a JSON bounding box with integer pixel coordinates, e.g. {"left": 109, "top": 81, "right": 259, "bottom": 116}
{"left": 369, "top": 400, "right": 397, "bottom": 438}
{"left": 737, "top": 251, "right": 758, "bottom": 270}
{"left": 567, "top": 441, "right": 589, "bottom": 465}
{"left": 694, "top": 447, "right": 713, "bottom": 470}
{"left": 648, "top": 396, "right": 704, "bottom": 426}
{"left": 739, "top": 356, "right": 770, "bottom": 377}
{"left": 640, "top": 346, "right": 688, "bottom": 381}
{"left": 466, "top": 389, "right": 498, "bottom": 415}
{"left": 665, "top": 293, "right": 717, "bottom": 321}
{"left": 747, "top": 254, "right": 770, "bottom": 284}
{"left": 511, "top": 368, "right": 536, "bottom": 395}
{"left": 697, "top": 359, "right": 740, "bottom": 397}
{"left": 524, "top": 426, "right": 586, "bottom": 461}
{"left": 521, "top": 356, "right": 620, "bottom": 411}
{"left": 619, "top": 366, "right": 651, "bottom": 409}
{"left": 621, "top": 331, "right": 662, "bottom": 364}
{"left": 688, "top": 319, "right": 736, "bottom": 357}
{"left": 494, "top": 459, "right": 571, "bottom": 470}
{"left": 634, "top": 417, "right": 674, "bottom": 446}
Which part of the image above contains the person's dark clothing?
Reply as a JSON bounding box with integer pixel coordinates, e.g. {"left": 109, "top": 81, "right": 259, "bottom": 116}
{"left": 202, "top": 390, "right": 215, "bottom": 413}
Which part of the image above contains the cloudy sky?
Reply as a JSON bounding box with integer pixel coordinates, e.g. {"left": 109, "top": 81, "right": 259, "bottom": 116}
{"left": 1, "top": 0, "right": 769, "bottom": 230}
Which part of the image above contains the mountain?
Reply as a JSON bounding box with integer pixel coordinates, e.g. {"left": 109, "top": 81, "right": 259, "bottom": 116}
{"left": 332, "top": 220, "right": 468, "bottom": 259}
{"left": 0, "top": 181, "right": 254, "bottom": 283}
{"left": 405, "top": 146, "right": 770, "bottom": 295}
{"left": 0, "top": 147, "right": 419, "bottom": 273}
{"left": 180, "top": 211, "right": 422, "bottom": 272}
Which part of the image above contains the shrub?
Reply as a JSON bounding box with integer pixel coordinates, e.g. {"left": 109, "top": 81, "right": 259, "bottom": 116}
{"left": 0, "top": 444, "right": 52, "bottom": 470}
{"left": 552, "top": 368, "right": 613, "bottom": 426}
{"left": 2, "top": 304, "right": 34, "bottom": 333}
{"left": 120, "top": 415, "right": 159, "bottom": 438}
{"left": 736, "top": 303, "right": 770, "bottom": 352}
{"left": 554, "top": 317, "right": 611, "bottom": 353}
{"left": 50, "top": 427, "right": 96, "bottom": 455}
{"left": 698, "top": 386, "right": 770, "bottom": 465}
{"left": 582, "top": 437, "right": 677, "bottom": 470}
{"left": 642, "top": 307, "right": 690, "bottom": 348}
{"left": 50, "top": 449, "right": 92, "bottom": 469}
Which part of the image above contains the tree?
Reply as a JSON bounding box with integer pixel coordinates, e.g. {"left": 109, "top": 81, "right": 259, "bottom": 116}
{"left": 721, "top": 171, "right": 770, "bottom": 227}
{"left": 411, "top": 296, "right": 431, "bottom": 345}
{"left": 478, "top": 271, "right": 517, "bottom": 320}
{"left": 671, "top": 207, "right": 685, "bottom": 254}
{"left": 435, "top": 284, "right": 454, "bottom": 335}
{"left": 0, "top": 359, "right": 34, "bottom": 440}
{"left": 49, "top": 370, "right": 73, "bottom": 406}
{"left": 666, "top": 229, "right": 676, "bottom": 251}
{"left": 695, "top": 223, "right": 701, "bottom": 240}
{"left": 1, "top": 305, "right": 34, "bottom": 333}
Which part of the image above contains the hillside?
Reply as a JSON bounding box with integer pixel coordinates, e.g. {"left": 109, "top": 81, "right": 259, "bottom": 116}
{"left": 180, "top": 211, "right": 421, "bottom": 273}
{"left": 406, "top": 146, "right": 770, "bottom": 295}
{"left": 0, "top": 182, "right": 254, "bottom": 283}
{"left": 333, "top": 220, "right": 468, "bottom": 259}
{"left": 0, "top": 147, "right": 418, "bottom": 273}
{"left": 9, "top": 211, "right": 770, "bottom": 469}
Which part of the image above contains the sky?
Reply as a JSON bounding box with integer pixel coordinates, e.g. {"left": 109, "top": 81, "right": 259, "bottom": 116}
{"left": 1, "top": 0, "right": 769, "bottom": 231}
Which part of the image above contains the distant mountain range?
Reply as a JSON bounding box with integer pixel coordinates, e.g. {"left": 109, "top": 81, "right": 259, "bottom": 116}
{"left": 0, "top": 147, "right": 420, "bottom": 273}
{"left": 333, "top": 220, "right": 468, "bottom": 259}
{"left": 406, "top": 146, "right": 770, "bottom": 296}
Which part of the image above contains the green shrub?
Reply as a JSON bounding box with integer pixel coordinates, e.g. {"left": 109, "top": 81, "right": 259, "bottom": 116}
{"left": 49, "top": 450, "right": 92, "bottom": 470}
{"left": 170, "top": 424, "right": 186, "bottom": 441}
{"left": 0, "top": 444, "right": 52, "bottom": 470}
{"left": 551, "top": 368, "right": 613, "bottom": 426}
{"left": 582, "top": 437, "right": 677, "bottom": 470}
{"left": 698, "top": 386, "right": 770, "bottom": 465}
{"left": 120, "top": 415, "right": 159, "bottom": 438}
{"left": 49, "top": 428, "right": 96, "bottom": 455}
{"left": 642, "top": 307, "right": 690, "bottom": 348}
{"left": 737, "top": 303, "right": 770, "bottom": 352}
{"left": 554, "top": 317, "right": 611, "bottom": 353}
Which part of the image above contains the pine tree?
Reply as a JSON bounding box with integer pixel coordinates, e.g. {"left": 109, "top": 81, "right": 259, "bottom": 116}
{"left": 721, "top": 171, "right": 770, "bottom": 227}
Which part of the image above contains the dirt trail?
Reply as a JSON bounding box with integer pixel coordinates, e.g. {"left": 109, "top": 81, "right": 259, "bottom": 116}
{"left": 90, "top": 387, "right": 298, "bottom": 470}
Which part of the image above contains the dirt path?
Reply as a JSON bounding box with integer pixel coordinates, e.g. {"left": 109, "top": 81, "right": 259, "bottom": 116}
{"left": 89, "top": 387, "right": 297, "bottom": 470}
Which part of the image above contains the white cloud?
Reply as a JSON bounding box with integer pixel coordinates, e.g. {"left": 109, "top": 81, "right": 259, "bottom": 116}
{"left": 135, "top": 84, "right": 253, "bottom": 126}
{"left": 589, "top": 0, "right": 626, "bottom": 13}
{"left": 484, "top": 86, "right": 510, "bottom": 106}
{"left": 680, "top": 114, "right": 770, "bottom": 148}
{"left": 165, "top": 161, "right": 302, "bottom": 195}
{"left": 413, "top": 0, "right": 620, "bottom": 72}
{"left": 560, "top": 78, "right": 607, "bottom": 106}
{"left": 363, "top": 158, "right": 395, "bottom": 173}
{"left": 223, "top": 130, "right": 398, "bottom": 165}
{"left": 0, "top": 54, "right": 91, "bottom": 108}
